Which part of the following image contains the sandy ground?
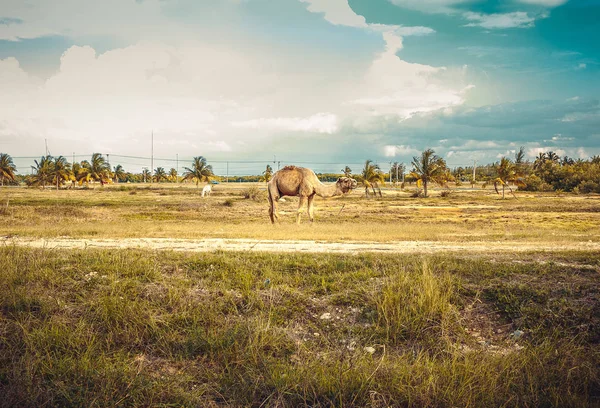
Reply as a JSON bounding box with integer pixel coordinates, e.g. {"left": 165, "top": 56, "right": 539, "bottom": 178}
{"left": 2, "top": 236, "right": 599, "bottom": 254}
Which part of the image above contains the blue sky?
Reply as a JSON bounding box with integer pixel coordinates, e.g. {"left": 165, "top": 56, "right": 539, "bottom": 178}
{"left": 0, "top": 0, "right": 598, "bottom": 175}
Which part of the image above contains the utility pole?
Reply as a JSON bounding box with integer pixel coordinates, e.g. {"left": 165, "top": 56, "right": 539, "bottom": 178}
{"left": 106, "top": 154, "right": 110, "bottom": 169}
{"left": 151, "top": 130, "right": 154, "bottom": 182}
{"left": 72, "top": 152, "right": 75, "bottom": 165}
{"left": 389, "top": 162, "right": 392, "bottom": 184}
{"left": 472, "top": 160, "right": 477, "bottom": 188}
{"left": 45, "top": 139, "right": 49, "bottom": 156}
{"left": 396, "top": 164, "right": 399, "bottom": 186}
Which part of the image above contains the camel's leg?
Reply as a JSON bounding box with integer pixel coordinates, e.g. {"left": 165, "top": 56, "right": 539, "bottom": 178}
{"left": 269, "top": 196, "right": 279, "bottom": 224}
{"left": 268, "top": 185, "right": 280, "bottom": 224}
{"left": 296, "top": 195, "right": 306, "bottom": 225}
{"left": 307, "top": 194, "right": 315, "bottom": 223}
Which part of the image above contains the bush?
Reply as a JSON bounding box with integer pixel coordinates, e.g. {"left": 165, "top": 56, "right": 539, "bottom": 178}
{"left": 576, "top": 180, "right": 600, "bottom": 194}
{"left": 241, "top": 186, "right": 266, "bottom": 201}
{"left": 410, "top": 189, "right": 424, "bottom": 198}
{"left": 440, "top": 190, "right": 453, "bottom": 198}
{"left": 223, "top": 198, "right": 234, "bottom": 207}
{"left": 519, "top": 175, "right": 553, "bottom": 192}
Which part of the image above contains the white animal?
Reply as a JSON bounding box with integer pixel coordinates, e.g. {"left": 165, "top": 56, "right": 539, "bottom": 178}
{"left": 201, "top": 184, "right": 212, "bottom": 197}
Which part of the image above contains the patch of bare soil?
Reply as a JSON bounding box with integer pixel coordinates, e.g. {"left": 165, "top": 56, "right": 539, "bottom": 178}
{"left": 2, "top": 237, "right": 599, "bottom": 253}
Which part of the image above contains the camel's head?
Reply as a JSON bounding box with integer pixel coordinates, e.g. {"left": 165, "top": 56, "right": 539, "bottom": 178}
{"left": 336, "top": 177, "right": 358, "bottom": 194}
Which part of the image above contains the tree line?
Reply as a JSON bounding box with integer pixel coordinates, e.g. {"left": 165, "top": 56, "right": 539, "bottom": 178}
{"left": 1, "top": 149, "right": 599, "bottom": 196}
{"left": 0, "top": 153, "right": 215, "bottom": 189}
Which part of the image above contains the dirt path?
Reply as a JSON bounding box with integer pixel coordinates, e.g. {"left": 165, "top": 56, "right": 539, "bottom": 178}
{"left": 2, "top": 237, "right": 599, "bottom": 254}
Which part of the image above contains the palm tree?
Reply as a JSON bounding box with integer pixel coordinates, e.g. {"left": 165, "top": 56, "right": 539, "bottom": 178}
{"left": 390, "top": 162, "right": 404, "bottom": 184}
{"left": 514, "top": 146, "right": 527, "bottom": 175}
{"left": 342, "top": 166, "right": 352, "bottom": 177}
{"left": 263, "top": 164, "right": 273, "bottom": 183}
{"left": 168, "top": 168, "right": 178, "bottom": 182}
{"left": 113, "top": 164, "right": 126, "bottom": 183}
{"left": 493, "top": 157, "right": 525, "bottom": 199}
{"left": 410, "top": 149, "right": 448, "bottom": 197}
{"left": 154, "top": 167, "right": 168, "bottom": 183}
{"left": 30, "top": 155, "right": 54, "bottom": 188}
{"left": 561, "top": 156, "right": 574, "bottom": 166}
{"left": 82, "top": 153, "right": 110, "bottom": 186}
{"left": 514, "top": 147, "right": 525, "bottom": 164}
{"left": 72, "top": 162, "right": 92, "bottom": 186}
{"left": 533, "top": 152, "right": 546, "bottom": 171}
{"left": 51, "top": 156, "right": 71, "bottom": 190}
{"left": 142, "top": 169, "right": 151, "bottom": 183}
{"left": 0, "top": 153, "right": 17, "bottom": 186}
{"left": 355, "top": 160, "right": 384, "bottom": 197}
{"left": 546, "top": 151, "right": 560, "bottom": 163}
{"left": 182, "top": 156, "right": 214, "bottom": 188}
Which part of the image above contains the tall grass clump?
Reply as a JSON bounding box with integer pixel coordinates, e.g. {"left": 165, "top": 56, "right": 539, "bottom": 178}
{"left": 375, "top": 260, "right": 458, "bottom": 345}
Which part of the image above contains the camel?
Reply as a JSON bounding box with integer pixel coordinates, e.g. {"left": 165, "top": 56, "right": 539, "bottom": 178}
{"left": 201, "top": 184, "right": 212, "bottom": 197}
{"left": 268, "top": 165, "right": 358, "bottom": 224}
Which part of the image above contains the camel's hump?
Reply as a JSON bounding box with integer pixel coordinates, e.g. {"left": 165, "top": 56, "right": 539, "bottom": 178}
{"left": 281, "top": 165, "right": 301, "bottom": 171}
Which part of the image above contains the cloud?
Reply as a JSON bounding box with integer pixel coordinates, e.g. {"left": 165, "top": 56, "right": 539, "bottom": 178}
{"left": 232, "top": 113, "right": 338, "bottom": 134}
{"left": 576, "top": 63, "right": 587, "bottom": 70}
{"left": 384, "top": 145, "right": 420, "bottom": 157}
{"left": 440, "top": 98, "right": 600, "bottom": 128}
{"left": 550, "top": 134, "right": 574, "bottom": 141}
{"left": 369, "top": 23, "right": 436, "bottom": 37}
{"left": 463, "top": 11, "right": 540, "bottom": 29}
{"left": 299, "top": 0, "right": 367, "bottom": 27}
{"left": 387, "top": 0, "right": 470, "bottom": 14}
{"left": 516, "top": 0, "right": 569, "bottom": 7}
{"left": 0, "top": 17, "right": 23, "bottom": 25}
{"left": 299, "top": 1, "right": 436, "bottom": 37}
{"left": 0, "top": 0, "right": 472, "bottom": 166}
{"left": 338, "top": 96, "right": 600, "bottom": 166}
{"left": 299, "top": 0, "right": 469, "bottom": 120}
{"left": 346, "top": 32, "right": 471, "bottom": 119}
{"left": 0, "top": 0, "right": 168, "bottom": 41}
{"left": 527, "top": 147, "right": 566, "bottom": 157}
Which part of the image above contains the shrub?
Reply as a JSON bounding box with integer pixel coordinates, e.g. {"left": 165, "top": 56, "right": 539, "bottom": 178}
{"left": 519, "top": 175, "right": 553, "bottom": 192}
{"left": 410, "top": 189, "right": 424, "bottom": 198}
{"left": 440, "top": 189, "right": 453, "bottom": 198}
{"left": 576, "top": 180, "right": 600, "bottom": 194}
{"left": 241, "top": 186, "right": 265, "bottom": 201}
{"left": 223, "top": 198, "right": 234, "bottom": 207}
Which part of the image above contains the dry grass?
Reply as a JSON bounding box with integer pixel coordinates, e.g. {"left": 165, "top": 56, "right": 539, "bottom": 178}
{"left": 0, "top": 184, "right": 598, "bottom": 245}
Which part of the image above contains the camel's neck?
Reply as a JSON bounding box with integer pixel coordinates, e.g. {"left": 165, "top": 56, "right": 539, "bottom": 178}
{"left": 313, "top": 180, "right": 341, "bottom": 198}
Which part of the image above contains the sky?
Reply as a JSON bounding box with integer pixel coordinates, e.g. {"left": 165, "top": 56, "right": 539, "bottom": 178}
{"left": 0, "top": 0, "right": 599, "bottom": 175}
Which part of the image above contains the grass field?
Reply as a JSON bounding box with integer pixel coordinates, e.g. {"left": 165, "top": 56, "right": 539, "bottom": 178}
{"left": 1, "top": 247, "right": 599, "bottom": 407}
{"left": 1, "top": 185, "right": 599, "bottom": 406}
{"left": 0, "top": 183, "right": 599, "bottom": 244}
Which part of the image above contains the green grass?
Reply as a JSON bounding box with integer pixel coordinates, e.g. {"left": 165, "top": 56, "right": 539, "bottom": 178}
{"left": 1, "top": 247, "right": 598, "bottom": 407}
